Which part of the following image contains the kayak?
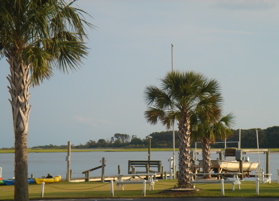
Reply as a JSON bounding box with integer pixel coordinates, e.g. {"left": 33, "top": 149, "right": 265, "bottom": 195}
{"left": 35, "top": 175, "right": 62, "bottom": 184}
{"left": 3, "top": 178, "right": 35, "bottom": 185}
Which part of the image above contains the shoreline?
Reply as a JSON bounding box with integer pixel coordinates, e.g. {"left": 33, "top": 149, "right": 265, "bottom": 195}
{"left": 1, "top": 148, "right": 279, "bottom": 154}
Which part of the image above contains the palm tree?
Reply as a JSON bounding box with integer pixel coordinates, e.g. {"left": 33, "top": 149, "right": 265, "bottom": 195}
{"left": 144, "top": 71, "right": 222, "bottom": 188}
{"left": 0, "top": 1, "right": 91, "bottom": 200}
{"left": 192, "top": 113, "right": 234, "bottom": 178}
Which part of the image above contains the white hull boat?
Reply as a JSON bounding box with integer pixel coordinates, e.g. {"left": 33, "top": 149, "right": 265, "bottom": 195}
{"left": 211, "top": 160, "right": 259, "bottom": 172}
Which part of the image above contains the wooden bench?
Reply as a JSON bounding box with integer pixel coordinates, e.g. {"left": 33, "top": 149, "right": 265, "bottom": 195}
{"left": 128, "top": 160, "right": 162, "bottom": 174}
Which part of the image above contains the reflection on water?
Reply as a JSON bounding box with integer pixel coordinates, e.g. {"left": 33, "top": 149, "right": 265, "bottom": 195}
{"left": 0, "top": 151, "right": 278, "bottom": 181}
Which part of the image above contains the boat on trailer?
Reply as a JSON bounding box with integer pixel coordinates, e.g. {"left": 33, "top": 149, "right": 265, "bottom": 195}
{"left": 198, "top": 158, "right": 259, "bottom": 174}
{"left": 210, "top": 159, "right": 259, "bottom": 172}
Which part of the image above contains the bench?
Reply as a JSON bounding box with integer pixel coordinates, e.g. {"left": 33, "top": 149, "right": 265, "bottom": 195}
{"left": 128, "top": 160, "right": 162, "bottom": 174}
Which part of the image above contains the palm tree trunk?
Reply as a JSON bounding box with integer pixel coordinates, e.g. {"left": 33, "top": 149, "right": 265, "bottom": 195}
{"left": 201, "top": 137, "right": 212, "bottom": 179}
{"left": 7, "top": 55, "right": 31, "bottom": 201}
{"left": 177, "top": 114, "right": 192, "bottom": 188}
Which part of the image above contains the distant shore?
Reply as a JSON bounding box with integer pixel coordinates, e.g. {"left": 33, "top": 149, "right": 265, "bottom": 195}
{"left": 0, "top": 148, "right": 278, "bottom": 154}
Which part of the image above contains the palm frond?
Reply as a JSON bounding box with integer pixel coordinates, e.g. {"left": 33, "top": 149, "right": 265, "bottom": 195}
{"left": 144, "top": 107, "right": 166, "bottom": 125}
{"left": 144, "top": 85, "right": 172, "bottom": 109}
{"left": 0, "top": 0, "right": 92, "bottom": 85}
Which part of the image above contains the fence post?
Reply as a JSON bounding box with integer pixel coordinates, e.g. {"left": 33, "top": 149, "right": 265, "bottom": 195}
{"left": 256, "top": 178, "right": 259, "bottom": 195}
{"left": 143, "top": 180, "right": 146, "bottom": 197}
{"left": 221, "top": 179, "right": 225, "bottom": 195}
{"left": 41, "top": 182, "right": 45, "bottom": 197}
{"left": 110, "top": 180, "right": 114, "bottom": 197}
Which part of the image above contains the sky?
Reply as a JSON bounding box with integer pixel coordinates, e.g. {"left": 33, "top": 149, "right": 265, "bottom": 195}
{"left": 0, "top": 0, "right": 278, "bottom": 148}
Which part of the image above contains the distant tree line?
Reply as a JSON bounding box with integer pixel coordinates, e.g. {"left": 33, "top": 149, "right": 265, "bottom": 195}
{"left": 217, "top": 126, "right": 279, "bottom": 149}
{"left": 31, "top": 126, "right": 279, "bottom": 149}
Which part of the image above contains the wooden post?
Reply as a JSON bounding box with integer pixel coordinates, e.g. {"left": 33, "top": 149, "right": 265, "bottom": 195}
{"left": 84, "top": 172, "right": 90, "bottom": 182}
{"left": 219, "top": 151, "right": 223, "bottom": 160}
{"left": 66, "top": 141, "right": 71, "bottom": 181}
{"left": 266, "top": 151, "right": 270, "bottom": 175}
{"left": 147, "top": 136, "right": 152, "bottom": 174}
{"left": 118, "top": 165, "right": 121, "bottom": 174}
{"left": 101, "top": 157, "right": 105, "bottom": 182}
{"left": 147, "top": 163, "right": 150, "bottom": 174}
{"left": 239, "top": 160, "right": 243, "bottom": 180}
{"left": 132, "top": 166, "right": 136, "bottom": 174}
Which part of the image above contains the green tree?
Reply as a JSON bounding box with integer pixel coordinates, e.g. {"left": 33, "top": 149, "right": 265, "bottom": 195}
{"left": 144, "top": 71, "right": 222, "bottom": 188}
{"left": 97, "top": 139, "right": 108, "bottom": 147}
{"left": 114, "top": 133, "right": 131, "bottom": 143}
{"left": 130, "top": 136, "right": 143, "bottom": 146}
{"left": 192, "top": 113, "right": 234, "bottom": 177}
{"left": 0, "top": 1, "right": 91, "bottom": 200}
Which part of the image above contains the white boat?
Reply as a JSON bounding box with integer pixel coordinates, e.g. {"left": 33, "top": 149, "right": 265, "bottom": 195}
{"left": 198, "top": 159, "right": 259, "bottom": 172}
{"left": 211, "top": 160, "right": 259, "bottom": 172}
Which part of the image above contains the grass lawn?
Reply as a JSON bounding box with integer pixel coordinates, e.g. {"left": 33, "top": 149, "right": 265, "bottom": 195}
{"left": 1, "top": 180, "right": 279, "bottom": 200}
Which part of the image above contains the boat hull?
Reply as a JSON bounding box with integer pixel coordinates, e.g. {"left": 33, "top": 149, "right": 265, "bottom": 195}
{"left": 35, "top": 175, "right": 61, "bottom": 184}
{"left": 211, "top": 160, "right": 259, "bottom": 172}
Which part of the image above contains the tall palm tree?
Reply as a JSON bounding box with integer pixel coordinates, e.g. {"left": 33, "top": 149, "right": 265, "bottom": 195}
{"left": 0, "top": 1, "right": 91, "bottom": 200}
{"left": 192, "top": 113, "right": 234, "bottom": 177}
{"left": 144, "top": 71, "right": 222, "bottom": 188}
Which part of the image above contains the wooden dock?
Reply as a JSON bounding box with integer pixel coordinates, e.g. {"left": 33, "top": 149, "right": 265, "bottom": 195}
{"left": 69, "top": 172, "right": 168, "bottom": 182}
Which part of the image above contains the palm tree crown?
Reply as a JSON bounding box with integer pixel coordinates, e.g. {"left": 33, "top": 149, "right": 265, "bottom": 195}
{"left": 0, "top": 0, "right": 90, "bottom": 84}
{"left": 145, "top": 71, "right": 222, "bottom": 187}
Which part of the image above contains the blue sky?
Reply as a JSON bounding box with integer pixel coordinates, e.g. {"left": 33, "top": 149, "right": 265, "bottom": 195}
{"left": 0, "top": 0, "right": 278, "bottom": 148}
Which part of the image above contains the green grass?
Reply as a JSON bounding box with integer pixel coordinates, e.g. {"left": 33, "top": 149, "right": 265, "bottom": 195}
{"left": 1, "top": 180, "right": 279, "bottom": 200}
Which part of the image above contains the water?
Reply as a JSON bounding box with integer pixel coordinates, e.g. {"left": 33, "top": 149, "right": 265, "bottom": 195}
{"left": 1, "top": 151, "right": 278, "bottom": 181}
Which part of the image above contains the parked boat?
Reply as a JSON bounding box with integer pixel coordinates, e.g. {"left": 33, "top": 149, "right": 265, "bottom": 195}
{"left": 2, "top": 178, "right": 35, "bottom": 185}
{"left": 0, "top": 180, "right": 4, "bottom": 185}
{"left": 211, "top": 160, "right": 259, "bottom": 172}
{"left": 35, "top": 175, "right": 61, "bottom": 184}
{"left": 198, "top": 159, "right": 259, "bottom": 173}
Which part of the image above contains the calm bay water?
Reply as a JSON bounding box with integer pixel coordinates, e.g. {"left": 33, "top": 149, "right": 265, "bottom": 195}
{"left": 0, "top": 151, "right": 278, "bottom": 181}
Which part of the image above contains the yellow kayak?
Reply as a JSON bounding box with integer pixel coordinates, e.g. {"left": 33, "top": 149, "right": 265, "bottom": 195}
{"left": 35, "top": 175, "right": 61, "bottom": 184}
